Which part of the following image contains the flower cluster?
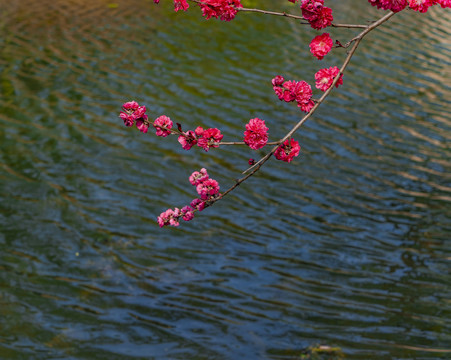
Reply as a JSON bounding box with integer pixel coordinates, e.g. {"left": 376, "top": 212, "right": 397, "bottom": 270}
{"left": 272, "top": 76, "right": 315, "bottom": 113}
{"left": 367, "top": 0, "right": 407, "bottom": 12}
{"left": 153, "top": 0, "right": 247, "bottom": 19}
{"left": 119, "top": 101, "right": 150, "bottom": 133}
{"left": 244, "top": 118, "right": 269, "bottom": 150}
{"left": 309, "top": 33, "right": 333, "bottom": 60}
{"left": 199, "top": 0, "right": 243, "bottom": 21}
{"left": 196, "top": 127, "right": 224, "bottom": 151}
{"left": 154, "top": 121, "right": 223, "bottom": 152}
{"left": 153, "top": 0, "right": 189, "bottom": 12}
{"left": 300, "top": 0, "right": 333, "bottom": 30}
{"left": 174, "top": 0, "right": 189, "bottom": 12}
{"left": 315, "top": 66, "right": 343, "bottom": 91}
{"left": 120, "top": 102, "right": 225, "bottom": 151}
{"left": 275, "top": 138, "right": 301, "bottom": 163}
{"left": 177, "top": 126, "right": 224, "bottom": 151}
{"left": 153, "top": 115, "right": 173, "bottom": 137}
{"left": 437, "top": 0, "right": 451, "bottom": 8}
{"left": 158, "top": 168, "right": 220, "bottom": 227}
{"left": 157, "top": 206, "right": 195, "bottom": 227}
{"left": 368, "top": 0, "right": 450, "bottom": 12}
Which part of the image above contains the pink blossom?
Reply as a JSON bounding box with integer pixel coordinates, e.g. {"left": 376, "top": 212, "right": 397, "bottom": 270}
{"left": 301, "top": 0, "right": 332, "bottom": 29}
{"left": 301, "top": 0, "right": 324, "bottom": 21}
{"left": 309, "top": 33, "right": 333, "bottom": 60}
{"left": 315, "top": 66, "right": 343, "bottom": 92}
{"left": 157, "top": 208, "right": 180, "bottom": 228}
{"left": 283, "top": 89, "right": 296, "bottom": 102}
{"left": 178, "top": 130, "right": 197, "bottom": 150}
{"left": 197, "top": 128, "right": 223, "bottom": 151}
{"left": 181, "top": 206, "right": 195, "bottom": 221}
{"left": 293, "top": 81, "right": 312, "bottom": 104}
{"left": 199, "top": 0, "right": 243, "bottom": 21}
{"left": 298, "top": 99, "right": 315, "bottom": 113}
{"left": 134, "top": 106, "right": 147, "bottom": 119}
{"left": 174, "top": 0, "right": 189, "bottom": 12}
{"left": 190, "top": 198, "right": 206, "bottom": 212}
{"left": 119, "top": 112, "right": 135, "bottom": 127}
{"left": 153, "top": 0, "right": 160, "bottom": 3}
{"left": 436, "top": 0, "right": 451, "bottom": 8}
{"left": 273, "top": 86, "right": 284, "bottom": 100}
{"left": 195, "top": 126, "right": 204, "bottom": 137}
{"left": 196, "top": 179, "right": 220, "bottom": 200}
{"left": 272, "top": 75, "right": 285, "bottom": 86}
{"left": 309, "top": 6, "right": 333, "bottom": 29}
{"left": 408, "top": 0, "right": 435, "bottom": 12}
{"left": 189, "top": 168, "right": 209, "bottom": 186}
{"left": 389, "top": 0, "right": 409, "bottom": 11}
{"left": 292, "top": 81, "right": 314, "bottom": 113}
{"left": 122, "top": 101, "right": 139, "bottom": 110}
{"left": 274, "top": 138, "right": 301, "bottom": 163}
{"left": 136, "top": 116, "right": 150, "bottom": 133}
{"left": 244, "top": 118, "right": 269, "bottom": 150}
{"left": 368, "top": 0, "right": 408, "bottom": 12}
{"left": 273, "top": 79, "right": 314, "bottom": 113}
{"left": 282, "top": 81, "right": 298, "bottom": 102}
{"left": 120, "top": 101, "right": 148, "bottom": 128}
{"left": 153, "top": 115, "right": 173, "bottom": 137}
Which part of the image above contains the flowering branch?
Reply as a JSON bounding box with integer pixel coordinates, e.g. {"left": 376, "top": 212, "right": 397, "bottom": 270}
{"left": 122, "top": 0, "right": 450, "bottom": 227}
{"left": 243, "top": 10, "right": 396, "bottom": 175}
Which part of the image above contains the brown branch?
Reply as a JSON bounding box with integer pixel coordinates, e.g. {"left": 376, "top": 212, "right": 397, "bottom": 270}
{"left": 218, "top": 141, "right": 280, "bottom": 146}
{"left": 238, "top": 7, "right": 367, "bottom": 28}
{"left": 188, "top": 1, "right": 367, "bottom": 28}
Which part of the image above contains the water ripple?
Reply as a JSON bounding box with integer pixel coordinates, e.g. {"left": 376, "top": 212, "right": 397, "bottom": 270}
{"left": 0, "top": 0, "right": 450, "bottom": 359}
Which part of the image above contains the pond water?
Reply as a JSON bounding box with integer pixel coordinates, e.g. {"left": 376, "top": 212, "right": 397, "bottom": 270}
{"left": 0, "top": 0, "right": 450, "bottom": 359}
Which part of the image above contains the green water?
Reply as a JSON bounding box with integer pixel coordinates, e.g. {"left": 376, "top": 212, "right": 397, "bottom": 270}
{"left": 0, "top": 0, "right": 450, "bottom": 359}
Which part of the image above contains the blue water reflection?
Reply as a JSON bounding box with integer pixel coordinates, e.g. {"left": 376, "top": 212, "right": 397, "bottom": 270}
{"left": 0, "top": 0, "right": 450, "bottom": 359}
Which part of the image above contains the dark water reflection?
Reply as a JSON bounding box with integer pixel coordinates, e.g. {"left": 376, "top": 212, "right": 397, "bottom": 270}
{"left": 0, "top": 0, "right": 450, "bottom": 358}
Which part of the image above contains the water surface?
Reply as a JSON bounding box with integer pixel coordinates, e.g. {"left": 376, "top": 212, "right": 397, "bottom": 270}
{"left": 0, "top": 0, "right": 450, "bottom": 359}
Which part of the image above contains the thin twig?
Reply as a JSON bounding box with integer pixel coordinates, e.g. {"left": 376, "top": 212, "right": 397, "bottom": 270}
{"left": 219, "top": 141, "right": 280, "bottom": 146}
{"left": 239, "top": 7, "right": 367, "bottom": 28}
{"left": 189, "top": 1, "right": 367, "bottom": 28}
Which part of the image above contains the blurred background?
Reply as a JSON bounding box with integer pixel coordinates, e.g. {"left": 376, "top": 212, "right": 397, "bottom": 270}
{"left": 0, "top": 0, "right": 450, "bottom": 358}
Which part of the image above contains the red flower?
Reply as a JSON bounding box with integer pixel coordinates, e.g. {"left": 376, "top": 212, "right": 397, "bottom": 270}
{"left": 272, "top": 75, "right": 285, "bottom": 87}
{"left": 436, "top": 0, "right": 451, "bottom": 9}
{"left": 315, "top": 66, "right": 343, "bottom": 92}
{"left": 275, "top": 138, "right": 301, "bottom": 163}
{"left": 301, "top": 0, "right": 324, "bottom": 21}
{"left": 244, "top": 118, "right": 269, "bottom": 150}
{"left": 178, "top": 130, "right": 197, "bottom": 150}
{"left": 153, "top": 115, "right": 173, "bottom": 137}
{"left": 199, "top": 0, "right": 243, "bottom": 21}
{"left": 136, "top": 116, "right": 150, "bottom": 133}
{"left": 174, "top": 0, "right": 189, "bottom": 12}
{"left": 408, "top": 0, "right": 435, "bottom": 12}
{"left": 368, "top": 0, "right": 408, "bottom": 12}
{"left": 309, "top": 33, "right": 333, "bottom": 60}
{"left": 301, "top": 0, "right": 332, "bottom": 29}
{"left": 309, "top": 6, "right": 333, "bottom": 30}
{"left": 119, "top": 101, "right": 148, "bottom": 128}
{"left": 197, "top": 128, "right": 223, "bottom": 151}
{"left": 273, "top": 79, "right": 314, "bottom": 113}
